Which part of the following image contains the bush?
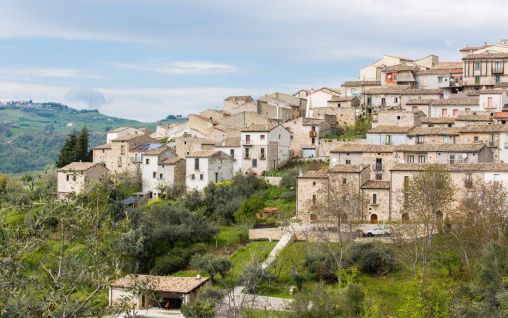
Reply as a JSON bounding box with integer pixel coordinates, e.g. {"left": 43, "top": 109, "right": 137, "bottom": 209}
{"left": 151, "top": 253, "right": 187, "bottom": 275}
{"left": 350, "top": 243, "right": 397, "bottom": 274}
{"left": 181, "top": 299, "right": 216, "bottom": 318}
{"left": 304, "top": 252, "right": 339, "bottom": 282}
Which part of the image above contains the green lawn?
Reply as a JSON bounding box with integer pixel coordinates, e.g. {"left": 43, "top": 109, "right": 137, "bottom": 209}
{"left": 229, "top": 241, "right": 277, "bottom": 279}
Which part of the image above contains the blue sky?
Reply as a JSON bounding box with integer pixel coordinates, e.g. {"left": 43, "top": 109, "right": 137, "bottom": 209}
{"left": 0, "top": 0, "right": 506, "bottom": 121}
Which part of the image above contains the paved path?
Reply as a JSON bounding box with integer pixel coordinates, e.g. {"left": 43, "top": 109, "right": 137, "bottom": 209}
{"left": 261, "top": 232, "right": 293, "bottom": 270}
{"left": 217, "top": 286, "right": 293, "bottom": 317}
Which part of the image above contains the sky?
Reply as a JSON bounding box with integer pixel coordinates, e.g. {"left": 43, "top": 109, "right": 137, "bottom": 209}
{"left": 0, "top": 0, "right": 507, "bottom": 121}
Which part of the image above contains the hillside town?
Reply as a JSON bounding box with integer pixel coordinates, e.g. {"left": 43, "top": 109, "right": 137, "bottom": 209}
{"left": 58, "top": 39, "right": 508, "bottom": 224}
{"left": 47, "top": 40, "right": 508, "bottom": 316}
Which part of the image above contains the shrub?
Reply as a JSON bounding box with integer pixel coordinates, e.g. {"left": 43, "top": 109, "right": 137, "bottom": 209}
{"left": 181, "top": 299, "right": 216, "bottom": 318}
{"left": 304, "top": 252, "right": 338, "bottom": 282}
{"left": 350, "top": 243, "right": 397, "bottom": 274}
{"left": 151, "top": 253, "right": 187, "bottom": 275}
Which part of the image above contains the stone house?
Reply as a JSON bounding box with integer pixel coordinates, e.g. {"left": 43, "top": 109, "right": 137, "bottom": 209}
{"left": 462, "top": 46, "right": 508, "bottom": 90}
{"left": 185, "top": 150, "right": 234, "bottom": 191}
{"left": 361, "top": 180, "right": 391, "bottom": 223}
{"left": 305, "top": 87, "right": 342, "bottom": 110}
{"left": 454, "top": 113, "right": 494, "bottom": 127}
{"left": 381, "top": 64, "right": 420, "bottom": 87}
{"left": 219, "top": 111, "right": 276, "bottom": 129}
{"left": 393, "top": 143, "right": 493, "bottom": 165}
{"left": 327, "top": 96, "right": 361, "bottom": 109}
{"left": 214, "top": 137, "right": 242, "bottom": 174}
{"left": 283, "top": 117, "right": 332, "bottom": 158}
{"left": 93, "top": 134, "right": 157, "bottom": 174}
{"left": 174, "top": 135, "right": 215, "bottom": 158}
{"left": 130, "top": 143, "right": 183, "bottom": 198}
{"left": 188, "top": 114, "right": 215, "bottom": 137}
{"left": 390, "top": 163, "right": 508, "bottom": 222}
{"left": 256, "top": 96, "right": 295, "bottom": 122}
{"left": 366, "top": 126, "right": 413, "bottom": 145}
{"left": 313, "top": 107, "right": 357, "bottom": 126}
{"left": 372, "top": 109, "right": 424, "bottom": 128}
{"left": 419, "top": 117, "right": 456, "bottom": 128}
{"left": 240, "top": 124, "right": 291, "bottom": 175}
{"left": 427, "top": 98, "right": 480, "bottom": 117}
{"left": 478, "top": 90, "right": 508, "bottom": 111}
{"left": 223, "top": 96, "right": 256, "bottom": 115}
{"left": 265, "top": 92, "right": 306, "bottom": 118}
{"left": 341, "top": 80, "right": 381, "bottom": 97}
{"left": 329, "top": 144, "right": 396, "bottom": 181}
{"left": 363, "top": 87, "right": 443, "bottom": 115}
{"left": 109, "top": 275, "right": 209, "bottom": 310}
{"left": 57, "top": 162, "right": 109, "bottom": 198}
{"left": 107, "top": 127, "right": 146, "bottom": 143}
{"left": 457, "top": 124, "right": 508, "bottom": 162}
{"left": 406, "top": 127, "right": 461, "bottom": 145}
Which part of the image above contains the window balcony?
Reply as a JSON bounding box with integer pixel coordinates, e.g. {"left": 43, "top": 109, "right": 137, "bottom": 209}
{"left": 242, "top": 140, "right": 252, "bottom": 145}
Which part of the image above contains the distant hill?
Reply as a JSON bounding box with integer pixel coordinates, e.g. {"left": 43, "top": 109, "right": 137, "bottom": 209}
{"left": 0, "top": 101, "right": 185, "bottom": 174}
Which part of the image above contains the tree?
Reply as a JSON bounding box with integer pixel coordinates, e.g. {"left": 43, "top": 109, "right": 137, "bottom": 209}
{"left": 0, "top": 174, "right": 6, "bottom": 194}
{"left": 56, "top": 131, "right": 78, "bottom": 168}
{"left": 191, "top": 254, "right": 232, "bottom": 283}
{"left": 181, "top": 299, "right": 216, "bottom": 318}
{"left": 76, "top": 126, "right": 90, "bottom": 162}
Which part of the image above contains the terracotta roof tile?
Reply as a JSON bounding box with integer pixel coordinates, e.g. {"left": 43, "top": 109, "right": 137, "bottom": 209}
{"left": 361, "top": 180, "right": 390, "bottom": 189}
{"left": 330, "top": 144, "right": 395, "bottom": 153}
{"left": 368, "top": 125, "right": 413, "bottom": 133}
{"left": 391, "top": 163, "right": 508, "bottom": 172}
{"left": 328, "top": 164, "right": 369, "bottom": 173}
{"left": 110, "top": 275, "right": 209, "bottom": 294}
{"left": 408, "top": 127, "right": 460, "bottom": 136}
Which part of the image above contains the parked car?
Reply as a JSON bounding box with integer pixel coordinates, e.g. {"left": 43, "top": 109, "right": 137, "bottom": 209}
{"left": 364, "top": 226, "right": 390, "bottom": 237}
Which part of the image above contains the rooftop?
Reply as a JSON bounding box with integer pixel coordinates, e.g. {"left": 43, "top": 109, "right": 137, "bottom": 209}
{"left": 429, "top": 98, "right": 479, "bottom": 106}
{"left": 110, "top": 275, "right": 209, "bottom": 294}
{"left": 159, "top": 157, "right": 184, "bottom": 165}
{"left": 391, "top": 163, "right": 508, "bottom": 172}
{"left": 364, "top": 87, "right": 443, "bottom": 95}
{"left": 341, "top": 80, "right": 381, "bottom": 87}
{"left": 408, "top": 127, "right": 460, "bottom": 136}
{"left": 224, "top": 95, "right": 253, "bottom": 102}
{"left": 420, "top": 117, "right": 455, "bottom": 124}
{"left": 187, "top": 150, "right": 231, "bottom": 159}
{"left": 130, "top": 143, "right": 169, "bottom": 155}
{"left": 361, "top": 180, "right": 390, "bottom": 189}
{"left": 299, "top": 170, "right": 329, "bottom": 179}
{"left": 463, "top": 52, "right": 508, "bottom": 60}
{"left": 394, "top": 143, "right": 486, "bottom": 153}
{"left": 330, "top": 144, "right": 395, "bottom": 153}
{"left": 459, "top": 124, "right": 508, "bottom": 133}
{"left": 368, "top": 125, "right": 413, "bottom": 134}
{"left": 58, "top": 162, "right": 105, "bottom": 172}
{"left": 328, "top": 164, "right": 369, "bottom": 173}
{"left": 215, "top": 137, "right": 241, "bottom": 147}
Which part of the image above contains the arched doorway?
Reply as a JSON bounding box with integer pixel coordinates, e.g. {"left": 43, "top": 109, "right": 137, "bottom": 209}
{"left": 310, "top": 214, "right": 317, "bottom": 222}
{"left": 370, "top": 214, "right": 378, "bottom": 223}
{"left": 402, "top": 213, "right": 409, "bottom": 222}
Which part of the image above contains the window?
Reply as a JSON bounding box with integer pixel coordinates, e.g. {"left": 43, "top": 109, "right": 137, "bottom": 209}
{"left": 260, "top": 134, "right": 265, "bottom": 140}
{"left": 407, "top": 155, "right": 414, "bottom": 163}
{"left": 311, "top": 137, "right": 315, "bottom": 145}
{"left": 342, "top": 178, "right": 347, "bottom": 184}
{"left": 443, "top": 135, "right": 449, "bottom": 144}
{"left": 120, "top": 145, "right": 125, "bottom": 155}
{"left": 465, "top": 108, "right": 470, "bottom": 113}
{"left": 416, "top": 135, "right": 425, "bottom": 144}
{"left": 381, "top": 97, "right": 386, "bottom": 105}
{"left": 396, "top": 116, "right": 401, "bottom": 120}
{"left": 495, "top": 75, "right": 501, "bottom": 83}
{"left": 159, "top": 173, "right": 163, "bottom": 180}
{"left": 450, "top": 154, "right": 455, "bottom": 164}
{"left": 367, "top": 96, "right": 372, "bottom": 105}
{"left": 145, "top": 158, "right": 150, "bottom": 165}
{"left": 244, "top": 147, "right": 250, "bottom": 159}
{"left": 345, "top": 159, "right": 351, "bottom": 165}
{"left": 418, "top": 155, "right": 426, "bottom": 163}
{"left": 260, "top": 148, "right": 265, "bottom": 159}
{"left": 245, "top": 134, "right": 251, "bottom": 144}
{"left": 66, "top": 175, "right": 70, "bottom": 181}
{"left": 375, "top": 158, "right": 382, "bottom": 171}
{"left": 372, "top": 193, "right": 377, "bottom": 205}
{"left": 191, "top": 174, "right": 195, "bottom": 180}
{"left": 494, "top": 174, "right": 500, "bottom": 183}
{"left": 311, "top": 126, "right": 316, "bottom": 131}
{"left": 72, "top": 175, "right": 76, "bottom": 181}
{"left": 152, "top": 172, "right": 156, "bottom": 179}
{"left": 465, "top": 173, "right": 473, "bottom": 188}
{"left": 312, "top": 195, "right": 317, "bottom": 206}
{"left": 474, "top": 136, "right": 479, "bottom": 143}
{"left": 252, "top": 159, "right": 257, "bottom": 167}
{"left": 117, "top": 157, "right": 123, "bottom": 167}
{"left": 194, "top": 158, "right": 199, "bottom": 170}
{"left": 474, "top": 62, "right": 480, "bottom": 71}
{"left": 489, "top": 134, "right": 495, "bottom": 146}
{"left": 412, "top": 106, "right": 418, "bottom": 113}
{"left": 475, "top": 76, "right": 480, "bottom": 84}
{"left": 313, "top": 181, "right": 316, "bottom": 186}
{"left": 230, "top": 149, "right": 235, "bottom": 157}
{"left": 278, "top": 134, "right": 281, "bottom": 139}
{"left": 385, "top": 135, "right": 392, "bottom": 145}
{"left": 441, "top": 109, "right": 448, "bottom": 117}
{"left": 200, "top": 174, "right": 204, "bottom": 180}
{"left": 438, "top": 76, "right": 443, "bottom": 83}
{"left": 453, "top": 109, "right": 459, "bottom": 117}
{"left": 394, "top": 97, "right": 398, "bottom": 103}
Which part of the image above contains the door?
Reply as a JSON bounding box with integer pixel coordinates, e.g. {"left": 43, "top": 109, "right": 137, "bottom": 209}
{"left": 370, "top": 214, "right": 378, "bottom": 223}
{"left": 215, "top": 172, "right": 218, "bottom": 183}
{"left": 488, "top": 97, "right": 493, "bottom": 108}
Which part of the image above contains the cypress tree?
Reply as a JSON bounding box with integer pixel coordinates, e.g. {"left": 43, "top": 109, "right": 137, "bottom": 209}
{"left": 77, "top": 126, "right": 90, "bottom": 162}
{"left": 56, "top": 132, "right": 78, "bottom": 168}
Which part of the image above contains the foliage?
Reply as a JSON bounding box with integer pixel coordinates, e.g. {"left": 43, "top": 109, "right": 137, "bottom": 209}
{"left": 56, "top": 127, "right": 91, "bottom": 168}
{"left": 234, "top": 193, "right": 265, "bottom": 224}
{"left": 181, "top": 299, "right": 216, "bottom": 318}
{"left": 304, "top": 252, "right": 339, "bottom": 282}
{"left": 350, "top": 243, "right": 397, "bottom": 275}
{"left": 398, "top": 278, "right": 453, "bottom": 318}
{"left": 191, "top": 254, "right": 232, "bottom": 283}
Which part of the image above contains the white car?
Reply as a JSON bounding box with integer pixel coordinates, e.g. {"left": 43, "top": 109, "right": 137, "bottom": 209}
{"left": 364, "top": 226, "right": 390, "bottom": 237}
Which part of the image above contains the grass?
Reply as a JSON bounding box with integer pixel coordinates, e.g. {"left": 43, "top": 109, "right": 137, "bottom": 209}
{"left": 229, "top": 241, "right": 277, "bottom": 279}
{"left": 214, "top": 225, "right": 248, "bottom": 248}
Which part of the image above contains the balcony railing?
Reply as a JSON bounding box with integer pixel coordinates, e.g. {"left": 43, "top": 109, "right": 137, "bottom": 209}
{"left": 492, "top": 68, "right": 504, "bottom": 74}
{"left": 242, "top": 140, "right": 252, "bottom": 145}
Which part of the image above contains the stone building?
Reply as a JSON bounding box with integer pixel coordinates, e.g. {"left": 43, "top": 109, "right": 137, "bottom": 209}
{"left": 57, "top": 162, "right": 109, "bottom": 198}
{"left": 283, "top": 117, "right": 332, "bottom": 158}
{"left": 185, "top": 150, "right": 234, "bottom": 191}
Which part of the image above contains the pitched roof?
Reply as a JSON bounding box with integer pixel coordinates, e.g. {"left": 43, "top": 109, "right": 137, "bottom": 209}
{"left": 407, "top": 127, "right": 460, "bottom": 136}
{"left": 241, "top": 124, "right": 276, "bottom": 132}
{"left": 495, "top": 112, "right": 508, "bottom": 119}
{"left": 93, "top": 143, "right": 112, "bottom": 150}
{"left": 406, "top": 99, "right": 434, "bottom": 105}
{"left": 58, "top": 162, "right": 105, "bottom": 172}
{"left": 478, "top": 89, "right": 506, "bottom": 94}
{"left": 224, "top": 96, "right": 253, "bottom": 102}
{"left": 368, "top": 125, "right": 413, "bottom": 134}
{"left": 159, "top": 157, "right": 184, "bottom": 165}
{"left": 390, "top": 163, "right": 508, "bottom": 172}
{"left": 110, "top": 275, "right": 209, "bottom": 294}
{"left": 187, "top": 150, "right": 231, "bottom": 159}
{"left": 302, "top": 118, "right": 327, "bottom": 126}
{"left": 328, "top": 164, "right": 369, "bottom": 173}
{"left": 328, "top": 96, "right": 357, "bottom": 102}
{"left": 431, "top": 62, "right": 463, "bottom": 70}
{"left": 429, "top": 98, "right": 479, "bottom": 106}
{"left": 361, "top": 180, "right": 390, "bottom": 189}
{"left": 420, "top": 117, "right": 455, "bottom": 124}
{"left": 341, "top": 80, "right": 381, "bottom": 87}
{"left": 330, "top": 144, "right": 395, "bottom": 153}
{"left": 459, "top": 124, "right": 508, "bottom": 133}
{"left": 108, "top": 126, "right": 130, "bottom": 133}
{"left": 130, "top": 143, "right": 170, "bottom": 155}
{"left": 382, "top": 64, "right": 419, "bottom": 72}
{"left": 463, "top": 52, "right": 508, "bottom": 60}
{"left": 394, "top": 143, "right": 486, "bottom": 153}
{"left": 299, "top": 170, "right": 329, "bottom": 179}
{"left": 364, "top": 87, "right": 443, "bottom": 95}
{"left": 215, "top": 137, "right": 241, "bottom": 147}
{"left": 456, "top": 114, "right": 493, "bottom": 122}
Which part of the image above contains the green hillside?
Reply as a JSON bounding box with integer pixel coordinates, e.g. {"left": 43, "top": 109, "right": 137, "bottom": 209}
{"left": 0, "top": 103, "right": 185, "bottom": 173}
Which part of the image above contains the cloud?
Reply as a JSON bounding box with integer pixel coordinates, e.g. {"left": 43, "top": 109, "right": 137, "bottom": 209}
{"left": 65, "top": 88, "right": 107, "bottom": 108}
{"left": 0, "top": 68, "right": 102, "bottom": 79}
{"left": 111, "top": 61, "right": 237, "bottom": 75}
